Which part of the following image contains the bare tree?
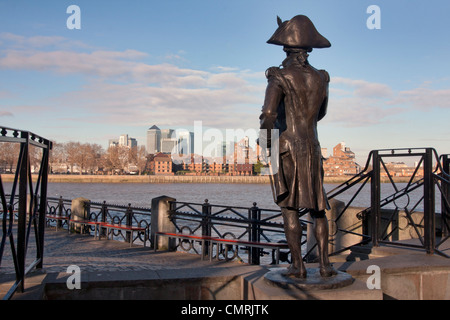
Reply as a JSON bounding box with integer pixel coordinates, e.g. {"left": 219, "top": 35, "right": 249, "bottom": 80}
{"left": 0, "top": 142, "right": 20, "bottom": 173}
{"left": 65, "top": 141, "right": 82, "bottom": 174}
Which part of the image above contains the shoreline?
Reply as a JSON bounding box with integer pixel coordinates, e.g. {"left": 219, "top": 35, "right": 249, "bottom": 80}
{"left": 2, "top": 174, "right": 420, "bottom": 184}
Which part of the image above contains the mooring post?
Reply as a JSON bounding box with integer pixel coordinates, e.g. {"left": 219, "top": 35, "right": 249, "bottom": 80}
{"left": 151, "top": 195, "right": 176, "bottom": 251}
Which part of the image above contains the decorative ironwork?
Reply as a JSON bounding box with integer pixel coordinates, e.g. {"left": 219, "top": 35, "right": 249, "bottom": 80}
{"left": 168, "top": 199, "right": 303, "bottom": 265}
{"left": 0, "top": 126, "right": 52, "bottom": 300}
{"left": 44, "top": 197, "right": 151, "bottom": 246}
{"left": 168, "top": 147, "right": 449, "bottom": 263}
{"left": 327, "top": 147, "right": 450, "bottom": 258}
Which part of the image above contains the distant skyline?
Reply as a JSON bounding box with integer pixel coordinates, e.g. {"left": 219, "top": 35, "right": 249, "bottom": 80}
{"left": 1, "top": 1, "right": 449, "bottom": 165}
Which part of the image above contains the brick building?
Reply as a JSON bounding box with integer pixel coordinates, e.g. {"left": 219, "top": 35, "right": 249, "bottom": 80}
{"left": 381, "top": 162, "right": 424, "bottom": 177}
{"left": 149, "top": 153, "right": 173, "bottom": 175}
{"left": 323, "top": 142, "right": 361, "bottom": 176}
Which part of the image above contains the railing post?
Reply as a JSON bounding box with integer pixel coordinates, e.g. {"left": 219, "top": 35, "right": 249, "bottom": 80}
{"left": 36, "top": 141, "right": 50, "bottom": 269}
{"left": 100, "top": 201, "right": 107, "bottom": 237}
{"left": 16, "top": 131, "right": 29, "bottom": 292}
{"left": 126, "top": 203, "right": 133, "bottom": 243}
{"left": 57, "top": 196, "right": 64, "bottom": 229}
{"left": 370, "top": 150, "right": 381, "bottom": 247}
{"left": 249, "top": 202, "right": 261, "bottom": 265}
{"left": 202, "top": 199, "right": 212, "bottom": 257}
{"left": 442, "top": 155, "right": 450, "bottom": 238}
{"left": 423, "top": 148, "right": 435, "bottom": 254}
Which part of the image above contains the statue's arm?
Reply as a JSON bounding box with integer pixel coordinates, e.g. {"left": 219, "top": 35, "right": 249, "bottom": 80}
{"left": 318, "top": 96, "right": 328, "bottom": 121}
{"left": 259, "top": 74, "right": 284, "bottom": 148}
{"left": 318, "top": 70, "right": 330, "bottom": 121}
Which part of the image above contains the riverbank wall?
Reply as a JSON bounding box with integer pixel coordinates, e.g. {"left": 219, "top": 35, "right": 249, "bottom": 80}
{"left": 1, "top": 174, "right": 418, "bottom": 184}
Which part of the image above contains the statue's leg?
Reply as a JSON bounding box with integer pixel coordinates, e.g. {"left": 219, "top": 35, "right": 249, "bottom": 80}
{"left": 310, "top": 210, "right": 337, "bottom": 277}
{"left": 281, "top": 207, "right": 306, "bottom": 278}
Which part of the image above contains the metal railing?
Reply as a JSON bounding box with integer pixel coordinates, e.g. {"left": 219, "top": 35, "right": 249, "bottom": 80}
{"left": 45, "top": 196, "right": 151, "bottom": 245}
{"left": 168, "top": 199, "right": 303, "bottom": 264}
{"left": 326, "top": 148, "right": 449, "bottom": 258}
{"left": 0, "top": 126, "right": 52, "bottom": 300}
{"left": 2, "top": 137, "right": 448, "bottom": 299}
{"left": 168, "top": 147, "right": 450, "bottom": 263}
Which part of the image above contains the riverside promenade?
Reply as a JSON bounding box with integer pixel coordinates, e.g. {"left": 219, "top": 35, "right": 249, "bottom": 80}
{"left": 1, "top": 225, "right": 450, "bottom": 300}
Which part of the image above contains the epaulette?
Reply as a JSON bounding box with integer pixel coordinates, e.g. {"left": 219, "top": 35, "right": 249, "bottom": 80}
{"left": 265, "top": 66, "right": 281, "bottom": 79}
{"left": 320, "top": 70, "right": 330, "bottom": 82}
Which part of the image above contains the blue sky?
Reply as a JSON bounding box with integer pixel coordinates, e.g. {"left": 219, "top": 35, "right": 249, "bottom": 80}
{"left": 0, "top": 0, "right": 449, "bottom": 164}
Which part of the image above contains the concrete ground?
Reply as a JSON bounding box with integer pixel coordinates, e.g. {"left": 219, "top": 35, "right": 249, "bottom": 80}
{"left": 1, "top": 227, "right": 449, "bottom": 300}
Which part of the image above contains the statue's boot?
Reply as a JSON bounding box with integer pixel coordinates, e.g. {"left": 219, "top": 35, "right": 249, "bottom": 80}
{"left": 281, "top": 207, "right": 306, "bottom": 279}
{"left": 284, "top": 262, "right": 307, "bottom": 279}
{"left": 312, "top": 211, "right": 338, "bottom": 278}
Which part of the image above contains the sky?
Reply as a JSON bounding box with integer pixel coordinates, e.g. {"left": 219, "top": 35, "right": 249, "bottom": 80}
{"left": 0, "top": 0, "right": 449, "bottom": 165}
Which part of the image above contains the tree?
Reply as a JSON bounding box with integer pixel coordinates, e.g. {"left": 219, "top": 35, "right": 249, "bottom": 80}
{"left": 65, "top": 141, "right": 82, "bottom": 174}
{"left": 0, "top": 142, "right": 19, "bottom": 172}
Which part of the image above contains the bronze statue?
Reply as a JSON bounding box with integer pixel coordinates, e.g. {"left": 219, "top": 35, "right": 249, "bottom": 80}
{"left": 259, "top": 15, "right": 337, "bottom": 278}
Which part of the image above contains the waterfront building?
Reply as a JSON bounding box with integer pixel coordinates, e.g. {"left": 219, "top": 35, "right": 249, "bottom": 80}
{"left": 149, "top": 153, "right": 173, "bottom": 175}
{"left": 381, "top": 162, "right": 424, "bottom": 177}
{"left": 109, "top": 139, "right": 119, "bottom": 148}
{"left": 177, "top": 131, "right": 195, "bottom": 155}
{"left": 110, "top": 135, "right": 138, "bottom": 149}
{"left": 323, "top": 142, "right": 361, "bottom": 176}
{"left": 172, "top": 130, "right": 195, "bottom": 156}
{"left": 146, "top": 125, "right": 161, "bottom": 154}
{"left": 161, "top": 138, "right": 177, "bottom": 154}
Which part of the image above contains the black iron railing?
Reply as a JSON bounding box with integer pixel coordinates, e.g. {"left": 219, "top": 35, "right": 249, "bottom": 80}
{"left": 168, "top": 147, "right": 450, "bottom": 263}
{"left": 2, "top": 140, "right": 448, "bottom": 299}
{"left": 327, "top": 147, "right": 450, "bottom": 258}
{"left": 0, "top": 126, "right": 52, "bottom": 300}
{"left": 168, "top": 200, "right": 306, "bottom": 264}
{"left": 45, "top": 196, "right": 151, "bottom": 245}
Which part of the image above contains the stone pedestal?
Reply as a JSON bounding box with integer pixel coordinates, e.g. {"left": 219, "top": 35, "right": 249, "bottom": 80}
{"left": 151, "top": 195, "right": 176, "bottom": 251}
{"left": 264, "top": 267, "right": 353, "bottom": 290}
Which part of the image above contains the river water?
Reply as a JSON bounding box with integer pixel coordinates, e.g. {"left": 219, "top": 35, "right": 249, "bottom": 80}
{"left": 3, "top": 181, "right": 441, "bottom": 212}
{"left": 3, "top": 181, "right": 444, "bottom": 264}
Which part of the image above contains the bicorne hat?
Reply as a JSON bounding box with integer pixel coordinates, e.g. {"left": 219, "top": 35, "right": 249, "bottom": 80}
{"left": 267, "top": 15, "right": 331, "bottom": 49}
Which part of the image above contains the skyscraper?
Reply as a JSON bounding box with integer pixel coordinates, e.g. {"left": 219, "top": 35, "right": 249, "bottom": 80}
{"left": 146, "top": 125, "right": 161, "bottom": 154}
{"left": 175, "top": 130, "right": 194, "bottom": 155}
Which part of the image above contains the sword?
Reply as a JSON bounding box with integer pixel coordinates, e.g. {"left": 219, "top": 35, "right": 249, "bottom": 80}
{"left": 265, "top": 148, "right": 277, "bottom": 203}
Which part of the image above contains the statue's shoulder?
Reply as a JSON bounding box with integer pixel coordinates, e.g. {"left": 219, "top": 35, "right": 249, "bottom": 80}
{"left": 265, "top": 66, "right": 283, "bottom": 79}
{"left": 318, "top": 69, "right": 330, "bottom": 83}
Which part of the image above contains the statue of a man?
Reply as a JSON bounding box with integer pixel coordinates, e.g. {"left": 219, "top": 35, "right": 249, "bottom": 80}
{"left": 259, "top": 15, "right": 336, "bottom": 278}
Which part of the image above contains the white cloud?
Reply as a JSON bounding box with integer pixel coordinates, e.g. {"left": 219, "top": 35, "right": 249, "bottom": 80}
{"left": 332, "top": 77, "right": 393, "bottom": 98}
{"left": 0, "top": 111, "right": 13, "bottom": 117}
{"left": 0, "top": 34, "right": 265, "bottom": 132}
{"left": 326, "top": 76, "right": 450, "bottom": 127}
{"left": 2, "top": 33, "right": 449, "bottom": 138}
{"left": 390, "top": 87, "right": 450, "bottom": 110}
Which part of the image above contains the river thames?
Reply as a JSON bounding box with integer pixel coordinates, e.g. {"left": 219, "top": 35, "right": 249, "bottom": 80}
{"left": 4, "top": 181, "right": 436, "bottom": 212}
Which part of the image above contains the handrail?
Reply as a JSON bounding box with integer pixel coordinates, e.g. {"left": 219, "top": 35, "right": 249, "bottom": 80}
{"left": 0, "top": 127, "right": 52, "bottom": 300}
